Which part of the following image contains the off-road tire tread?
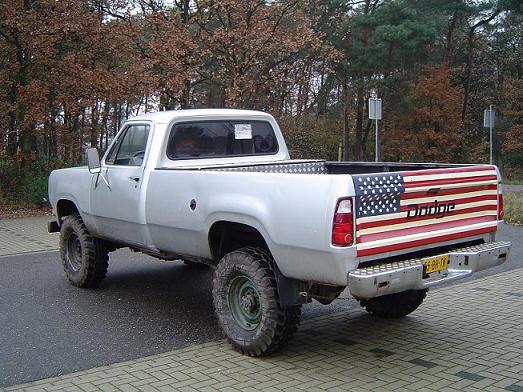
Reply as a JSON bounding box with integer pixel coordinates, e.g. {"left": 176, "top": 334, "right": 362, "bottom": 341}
{"left": 213, "top": 247, "right": 301, "bottom": 357}
{"left": 359, "top": 289, "right": 427, "bottom": 319}
{"left": 60, "top": 213, "right": 108, "bottom": 288}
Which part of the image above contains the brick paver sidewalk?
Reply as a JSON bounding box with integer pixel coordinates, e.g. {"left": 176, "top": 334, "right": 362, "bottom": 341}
{"left": 0, "top": 216, "right": 58, "bottom": 256}
{"left": 5, "top": 269, "right": 523, "bottom": 392}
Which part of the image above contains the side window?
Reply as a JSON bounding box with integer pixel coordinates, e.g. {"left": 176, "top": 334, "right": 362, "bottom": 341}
{"left": 106, "top": 125, "right": 150, "bottom": 166}
{"left": 105, "top": 130, "right": 126, "bottom": 164}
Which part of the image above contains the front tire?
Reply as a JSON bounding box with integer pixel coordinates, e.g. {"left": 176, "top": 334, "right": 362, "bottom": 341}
{"left": 359, "top": 289, "right": 427, "bottom": 319}
{"left": 59, "top": 213, "right": 109, "bottom": 288}
{"left": 212, "top": 247, "right": 301, "bottom": 356}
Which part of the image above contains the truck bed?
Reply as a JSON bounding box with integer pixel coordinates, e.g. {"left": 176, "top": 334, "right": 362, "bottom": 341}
{"left": 156, "top": 159, "right": 500, "bottom": 263}
{"left": 159, "top": 159, "right": 478, "bottom": 175}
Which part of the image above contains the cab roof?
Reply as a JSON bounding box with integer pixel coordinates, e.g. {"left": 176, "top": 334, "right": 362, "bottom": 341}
{"left": 127, "top": 109, "right": 272, "bottom": 124}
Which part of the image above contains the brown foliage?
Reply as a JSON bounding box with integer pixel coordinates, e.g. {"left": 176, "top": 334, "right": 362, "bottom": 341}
{"left": 383, "top": 67, "right": 464, "bottom": 163}
{"left": 501, "top": 78, "right": 523, "bottom": 155}
{"left": 0, "top": 0, "right": 522, "bottom": 208}
{"left": 195, "top": 0, "right": 322, "bottom": 108}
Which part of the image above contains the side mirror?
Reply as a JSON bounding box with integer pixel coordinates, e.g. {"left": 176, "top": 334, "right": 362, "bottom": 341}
{"left": 87, "top": 148, "right": 101, "bottom": 174}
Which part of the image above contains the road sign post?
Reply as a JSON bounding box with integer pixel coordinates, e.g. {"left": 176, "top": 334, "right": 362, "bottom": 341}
{"left": 369, "top": 97, "right": 382, "bottom": 162}
{"left": 483, "top": 106, "right": 495, "bottom": 164}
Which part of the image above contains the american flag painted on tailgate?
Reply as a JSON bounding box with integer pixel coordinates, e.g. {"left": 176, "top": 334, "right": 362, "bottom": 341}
{"left": 355, "top": 173, "right": 404, "bottom": 217}
{"left": 353, "top": 165, "right": 499, "bottom": 257}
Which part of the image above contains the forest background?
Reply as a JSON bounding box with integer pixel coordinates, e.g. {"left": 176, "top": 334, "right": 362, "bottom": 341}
{"left": 0, "top": 0, "right": 522, "bottom": 208}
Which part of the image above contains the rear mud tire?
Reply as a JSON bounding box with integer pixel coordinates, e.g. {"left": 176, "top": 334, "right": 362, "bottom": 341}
{"left": 213, "top": 247, "right": 301, "bottom": 356}
{"left": 359, "top": 289, "right": 427, "bottom": 319}
{"left": 59, "top": 213, "right": 109, "bottom": 288}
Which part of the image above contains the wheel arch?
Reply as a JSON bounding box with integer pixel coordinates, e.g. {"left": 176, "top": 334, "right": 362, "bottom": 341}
{"left": 208, "top": 220, "right": 270, "bottom": 262}
{"left": 56, "top": 199, "right": 80, "bottom": 223}
{"left": 208, "top": 220, "right": 310, "bottom": 307}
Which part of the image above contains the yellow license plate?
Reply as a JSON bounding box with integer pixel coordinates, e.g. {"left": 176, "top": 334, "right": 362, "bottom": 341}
{"left": 423, "top": 255, "right": 449, "bottom": 274}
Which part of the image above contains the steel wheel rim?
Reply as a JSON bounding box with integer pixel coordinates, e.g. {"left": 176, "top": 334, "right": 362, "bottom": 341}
{"left": 66, "top": 232, "right": 82, "bottom": 271}
{"left": 228, "top": 276, "right": 262, "bottom": 331}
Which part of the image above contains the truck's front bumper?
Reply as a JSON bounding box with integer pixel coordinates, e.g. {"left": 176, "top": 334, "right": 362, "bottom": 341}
{"left": 48, "top": 217, "right": 60, "bottom": 233}
{"left": 348, "top": 241, "right": 511, "bottom": 299}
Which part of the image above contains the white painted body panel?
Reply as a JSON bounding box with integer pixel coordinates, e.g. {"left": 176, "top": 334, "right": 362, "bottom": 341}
{"left": 145, "top": 169, "right": 358, "bottom": 285}
{"left": 48, "top": 167, "right": 97, "bottom": 229}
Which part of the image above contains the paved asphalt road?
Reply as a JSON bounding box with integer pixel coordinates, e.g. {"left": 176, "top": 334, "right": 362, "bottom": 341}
{"left": 1, "top": 224, "right": 522, "bottom": 388}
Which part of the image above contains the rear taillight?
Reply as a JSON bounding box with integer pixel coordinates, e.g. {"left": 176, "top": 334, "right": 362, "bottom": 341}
{"left": 498, "top": 193, "right": 504, "bottom": 220}
{"left": 332, "top": 198, "right": 354, "bottom": 246}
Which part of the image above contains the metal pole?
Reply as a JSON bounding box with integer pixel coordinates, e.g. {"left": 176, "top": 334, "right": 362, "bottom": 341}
{"left": 489, "top": 105, "right": 493, "bottom": 165}
{"left": 375, "top": 118, "right": 379, "bottom": 162}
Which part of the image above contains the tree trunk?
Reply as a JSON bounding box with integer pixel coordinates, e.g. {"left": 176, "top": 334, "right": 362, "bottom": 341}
{"left": 353, "top": 0, "right": 371, "bottom": 161}
{"left": 443, "top": 12, "right": 459, "bottom": 66}
{"left": 101, "top": 101, "right": 110, "bottom": 151}
{"left": 354, "top": 80, "right": 365, "bottom": 160}
{"left": 90, "top": 101, "right": 99, "bottom": 149}
{"left": 342, "top": 71, "right": 350, "bottom": 161}
{"left": 462, "top": 29, "right": 474, "bottom": 121}
{"left": 180, "top": 79, "right": 191, "bottom": 109}
{"left": 462, "top": 10, "right": 500, "bottom": 121}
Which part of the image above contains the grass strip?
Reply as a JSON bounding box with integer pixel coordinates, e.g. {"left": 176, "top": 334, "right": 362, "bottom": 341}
{"left": 504, "top": 191, "right": 523, "bottom": 225}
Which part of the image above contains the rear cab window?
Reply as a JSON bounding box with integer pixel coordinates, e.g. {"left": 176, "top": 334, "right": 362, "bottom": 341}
{"left": 166, "top": 120, "right": 278, "bottom": 160}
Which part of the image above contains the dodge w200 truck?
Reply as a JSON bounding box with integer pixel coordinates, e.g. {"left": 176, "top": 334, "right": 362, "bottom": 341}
{"left": 48, "top": 109, "right": 511, "bottom": 356}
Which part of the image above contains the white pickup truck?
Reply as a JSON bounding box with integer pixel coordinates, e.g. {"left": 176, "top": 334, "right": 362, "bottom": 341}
{"left": 48, "top": 109, "right": 511, "bottom": 356}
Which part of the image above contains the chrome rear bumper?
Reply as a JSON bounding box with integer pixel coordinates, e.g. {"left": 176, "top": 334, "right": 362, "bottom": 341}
{"left": 348, "top": 241, "right": 511, "bottom": 299}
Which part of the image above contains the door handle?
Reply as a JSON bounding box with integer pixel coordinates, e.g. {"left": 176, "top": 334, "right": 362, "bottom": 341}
{"left": 129, "top": 176, "right": 140, "bottom": 182}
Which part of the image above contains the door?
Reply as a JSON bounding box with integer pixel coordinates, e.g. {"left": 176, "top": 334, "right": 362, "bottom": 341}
{"left": 91, "top": 123, "right": 151, "bottom": 246}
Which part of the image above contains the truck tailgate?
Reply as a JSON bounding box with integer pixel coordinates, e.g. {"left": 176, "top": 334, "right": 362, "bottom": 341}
{"left": 353, "top": 165, "right": 499, "bottom": 258}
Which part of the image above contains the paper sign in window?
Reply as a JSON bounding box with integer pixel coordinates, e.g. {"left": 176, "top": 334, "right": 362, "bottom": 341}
{"left": 234, "top": 124, "right": 252, "bottom": 140}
